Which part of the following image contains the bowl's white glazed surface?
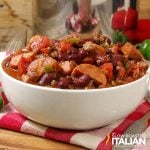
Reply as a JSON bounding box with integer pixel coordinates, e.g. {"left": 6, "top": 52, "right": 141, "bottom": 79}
{"left": 0, "top": 52, "right": 149, "bottom": 130}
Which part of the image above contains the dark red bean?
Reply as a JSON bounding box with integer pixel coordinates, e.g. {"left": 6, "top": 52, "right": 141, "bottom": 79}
{"left": 56, "top": 77, "right": 72, "bottom": 89}
{"left": 111, "top": 54, "right": 125, "bottom": 66}
{"left": 70, "top": 47, "right": 79, "bottom": 54}
{"left": 93, "top": 36, "right": 100, "bottom": 44}
{"left": 95, "top": 54, "right": 110, "bottom": 66}
{"left": 39, "top": 73, "right": 58, "bottom": 85}
{"left": 68, "top": 54, "right": 82, "bottom": 63}
{"left": 74, "top": 74, "right": 90, "bottom": 88}
{"left": 79, "top": 50, "right": 88, "bottom": 59}
{"left": 106, "top": 48, "right": 113, "bottom": 55}
{"left": 58, "top": 53, "right": 68, "bottom": 61}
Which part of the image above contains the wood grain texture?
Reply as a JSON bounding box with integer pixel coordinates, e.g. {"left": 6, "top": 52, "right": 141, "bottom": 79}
{"left": 137, "top": 0, "right": 150, "bottom": 19}
{"left": 0, "top": 129, "right": 86, "bottom": 150}
{"left": 0, "top": 0, "right": 38, "bottom": 28}
{"left": 0, "top": 28, "right": 33, "bottom": 52}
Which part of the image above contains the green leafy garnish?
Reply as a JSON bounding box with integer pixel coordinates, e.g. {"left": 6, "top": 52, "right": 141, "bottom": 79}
{"left": 44, "top": 64, "right": 53, "bottom": 73}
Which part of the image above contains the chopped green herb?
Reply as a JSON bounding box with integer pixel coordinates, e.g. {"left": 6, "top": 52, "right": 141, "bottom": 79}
{"left": 67, "top": 37, "right": 80, "bottom": 44}
{"left": 44, "top": 64, "right": 53, "bottom": 73}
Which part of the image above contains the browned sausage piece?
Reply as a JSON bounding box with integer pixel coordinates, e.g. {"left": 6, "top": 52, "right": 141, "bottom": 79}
{"left": 72, "top": 64, "right": 107, "bottom": 85}
{"left": 9, "top": 52, "right": 34, "bottom": 68}
{"left": 121, "top": 42, "right": 142, "bottom": 60}
{"left": 26, "top": 35, "right": 41, "bottom": 50}
{"left": 27, "top": 57, "right": 61, "bottom": 81}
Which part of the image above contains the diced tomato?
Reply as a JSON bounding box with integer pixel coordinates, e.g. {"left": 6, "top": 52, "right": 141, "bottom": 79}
{"left": 31, "top": 36, "right": 52, "bottom": 53}
{"left": 100, "top": 63, "right": 113, "bottom": 81}
{"left": 18, "top": 57, "right": 29, "bottom": 75}
{"left": 48, "top": 39, "right": 53, "bottom": 47}
{"left": 59, "top": 41, "right": 72, "bottom": 53}
{"left": 40, "top": 47, "right": 50, "bottom": 54}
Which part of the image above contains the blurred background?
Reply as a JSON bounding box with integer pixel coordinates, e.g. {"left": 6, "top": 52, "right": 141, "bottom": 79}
{"left": 0, "top": 0, "right": 150, "bottom": 51}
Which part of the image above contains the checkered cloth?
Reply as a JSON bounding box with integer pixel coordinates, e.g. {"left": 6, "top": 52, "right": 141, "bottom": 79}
{"left": 133, "top": 126, "right": 150, "bottom": 150}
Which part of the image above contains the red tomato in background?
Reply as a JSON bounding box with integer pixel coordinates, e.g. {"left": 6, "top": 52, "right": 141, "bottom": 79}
{"left": 112, "top": 8, "right": 138, "bottom": 31}
{"left": 123, "top": 30, "right": 137, "bottom": 43}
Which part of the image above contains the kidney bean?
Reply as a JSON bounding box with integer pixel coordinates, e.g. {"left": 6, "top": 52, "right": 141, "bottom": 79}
{"left": 68, "top": 54, "right": 82, "bottom": 63}
{"left": 72, "top": 43, "right": 82, "bottom": 49}
{"left": 56, "top": 77, "right": 72, "bottom": 89}
{"left": 74, "top": 74, "right": 91, "bottom": 88}
{"left": 106, "top": 48, "right": 113, "bottom": 55}
{"left": 79, "top": 50, "right": 88, "bottom": 59}
{"left": 39, "top": 72, "right": 58, "bottom": 85}
{"left": 93, "top": 37, "right": 100, "bottom": 45}
{"left": 95, "top": 54, "right": 110, "bottom": 66}
{"left": 70, "top": 47, "right": 79, "bottom": 54}
{"left": 111, "top": 54, "right": 125, "bottom": 66}
{"left": 58, "top": 53, "right": 68, "bottom": 61}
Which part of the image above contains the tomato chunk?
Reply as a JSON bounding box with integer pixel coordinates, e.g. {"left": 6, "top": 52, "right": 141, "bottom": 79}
{"left": 31, "top": 36, "right": 52, "bottom": 53}
{"left": 59, "top": 41, "right": 72, "bottom": 53}
{"left": 100, "top": 63, "right": 113, "bottom": 81}
{"left": 18, "top": 57, "right": 29, "bottom": 75}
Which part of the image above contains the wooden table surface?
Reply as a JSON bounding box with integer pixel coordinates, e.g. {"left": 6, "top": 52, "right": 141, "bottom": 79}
{"left": 0, "top": 129, "right": 86, "bottom": 150}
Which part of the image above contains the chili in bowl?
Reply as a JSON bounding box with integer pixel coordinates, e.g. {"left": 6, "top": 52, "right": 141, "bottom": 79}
{"left": 0, "top": 34, "right": 149, "bottom": 130}
{"left": 2, "top": 34, "right": 148, "bottom": 89}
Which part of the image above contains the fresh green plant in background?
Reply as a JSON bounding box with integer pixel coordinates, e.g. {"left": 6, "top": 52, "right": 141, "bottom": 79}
{"left": 139, "top": 39, "right": 150, "bottom": 60}
{"left": 0, "top": 96, "right": 3, "bottom": 110}
{"left": 112, "top": 30, "right": 128, "bottom": 44}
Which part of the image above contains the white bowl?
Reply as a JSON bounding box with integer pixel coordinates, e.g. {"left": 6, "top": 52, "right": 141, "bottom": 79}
{"left": 0, "top": 52, "right": 149, "bottom": 130}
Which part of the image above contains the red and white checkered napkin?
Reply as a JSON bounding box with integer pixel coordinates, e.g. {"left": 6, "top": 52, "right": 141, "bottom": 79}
{"left": 133, "top": 126, "right": 150, "bottom": 150}
{"left": 0, "top": 87, "right": 150, "bottom": 150}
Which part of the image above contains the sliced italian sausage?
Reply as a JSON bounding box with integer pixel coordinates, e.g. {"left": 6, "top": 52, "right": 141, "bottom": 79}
{"left": 27, "top": 57, "right": 61, "bottom": 81}
{"left": 72, "top": 64, "right": 107, "bottom": 85}
{"left": 9, "top": 52, "right": 34, "bottom": 68}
